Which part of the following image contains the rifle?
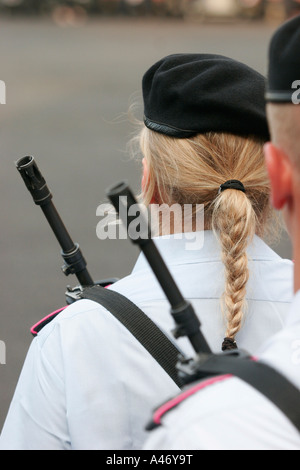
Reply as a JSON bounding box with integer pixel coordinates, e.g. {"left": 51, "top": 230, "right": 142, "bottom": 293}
{"left": 106, "top": 180, "right": 211, "bottom": 359}
{"left": 15, "top": 155, "right": 116, "bottom": 303}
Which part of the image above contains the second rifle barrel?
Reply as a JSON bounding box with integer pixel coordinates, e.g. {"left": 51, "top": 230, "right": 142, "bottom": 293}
{"left": 106, "top": 181, "right": 211, "bottom": 355}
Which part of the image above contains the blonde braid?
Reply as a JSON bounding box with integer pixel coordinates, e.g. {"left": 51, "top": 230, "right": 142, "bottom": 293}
{"left": 212, "top": 190, "right": 256, "bottom": 350}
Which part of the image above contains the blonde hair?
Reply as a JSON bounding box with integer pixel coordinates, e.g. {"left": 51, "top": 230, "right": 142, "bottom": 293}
{"left": 133, "top": 125, "right": 277, "bottom": 351}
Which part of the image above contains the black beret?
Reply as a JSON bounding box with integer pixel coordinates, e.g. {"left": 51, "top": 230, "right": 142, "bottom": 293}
{"left": 266, "top": 14, "right": 300, "bottom": 103}
{"left": 142, "top": 53, "right": 270, "bottom": 141}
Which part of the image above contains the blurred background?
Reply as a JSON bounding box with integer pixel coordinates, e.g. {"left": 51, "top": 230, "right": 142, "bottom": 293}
{"left": 0, "top": 0, "right": 297, "bottom": 431}
{"left": 0, "top": 0, "right": 300, "bottom": 24}
{"left": 0, "top": 0, "right": 300, "bottom": 21}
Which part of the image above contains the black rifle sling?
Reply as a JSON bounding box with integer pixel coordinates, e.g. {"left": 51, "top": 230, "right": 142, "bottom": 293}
{"left": 193, "top": 354, "right": 300, "bottom": 433}
{"left": 81, "top": 284, "right": 184, "bottom": 388}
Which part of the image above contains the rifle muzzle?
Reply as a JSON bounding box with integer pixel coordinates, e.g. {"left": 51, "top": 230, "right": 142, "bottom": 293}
{"left": 15, "top": 155, "right": 52, "bottom": 206}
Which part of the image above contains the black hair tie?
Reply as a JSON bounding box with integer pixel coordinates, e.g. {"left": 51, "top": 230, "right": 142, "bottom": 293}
{"left": 219, "top": 179, "right": 245, "bottom": 194}
{"left": 222, "top": 337, "right": 238, "bottom": 351}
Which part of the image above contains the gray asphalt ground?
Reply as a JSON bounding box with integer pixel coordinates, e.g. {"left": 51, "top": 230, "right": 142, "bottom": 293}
{"left": 0, "top": 13, "right": 293, "bottom": 430}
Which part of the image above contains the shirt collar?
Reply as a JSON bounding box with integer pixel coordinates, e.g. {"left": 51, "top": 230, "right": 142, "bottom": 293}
{"left": 132, "top": 230, "right": 282, "bottom": 275}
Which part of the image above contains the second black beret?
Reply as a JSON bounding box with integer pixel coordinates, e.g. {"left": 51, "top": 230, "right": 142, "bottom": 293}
{"left": 266, "top": 14, "right": 300, "bottom": 103}
{"left": 142, "top": 53, "right": 269, "bottom": 142}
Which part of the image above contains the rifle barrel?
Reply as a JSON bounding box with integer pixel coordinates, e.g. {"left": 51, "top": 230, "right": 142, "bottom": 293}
{"left": 16, "top": 155, "right": 94, "bottom": 287}
{"left": 106, "top": 181, "right": 211, "bottom": 355}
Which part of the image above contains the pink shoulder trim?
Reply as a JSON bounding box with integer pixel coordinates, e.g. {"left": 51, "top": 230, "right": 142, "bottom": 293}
{"left": 31, "top": 307, "right": 67, "bottom": 336}
{"left": 153, "top": 374, "right": 232, "bottom": 426}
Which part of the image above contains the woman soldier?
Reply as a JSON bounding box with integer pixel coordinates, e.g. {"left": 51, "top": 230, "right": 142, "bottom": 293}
{"left": 0, "top": 54, "right": 293, "bottom": 450}
{"left": 136, "top": 53, "right": 292, "bottom": 352}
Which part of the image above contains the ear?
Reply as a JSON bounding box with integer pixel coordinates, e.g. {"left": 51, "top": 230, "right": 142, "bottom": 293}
{"left": 141, "top": 158, "right": 158, "bottom": 204}
{"left": 141, "top": 158, "right": 148, "bottom": 193}
{"left": 264, "top": 142, "right": 293, "bottom": 210}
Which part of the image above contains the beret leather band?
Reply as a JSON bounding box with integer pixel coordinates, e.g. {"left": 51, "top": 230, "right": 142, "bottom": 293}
{"left": 143, "top": 116, "right": 196, "bottom": 138}
{"left": 265, "top": 91, "right": 295, "bottom": 103}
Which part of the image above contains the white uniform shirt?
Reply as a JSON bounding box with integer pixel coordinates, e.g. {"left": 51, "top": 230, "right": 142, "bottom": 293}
{"left": 143, "top": 291, "right": 300, "bottom": 451}
{"left": 0, "top": 231, "right": 294, "bottom": 449}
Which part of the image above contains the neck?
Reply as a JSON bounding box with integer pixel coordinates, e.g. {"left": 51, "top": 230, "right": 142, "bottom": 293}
{"left": 291, "top": 186, "right": 300, "bottom": 293}
{"left": 292, "top": 221, "right": 300, "bottom": 293}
